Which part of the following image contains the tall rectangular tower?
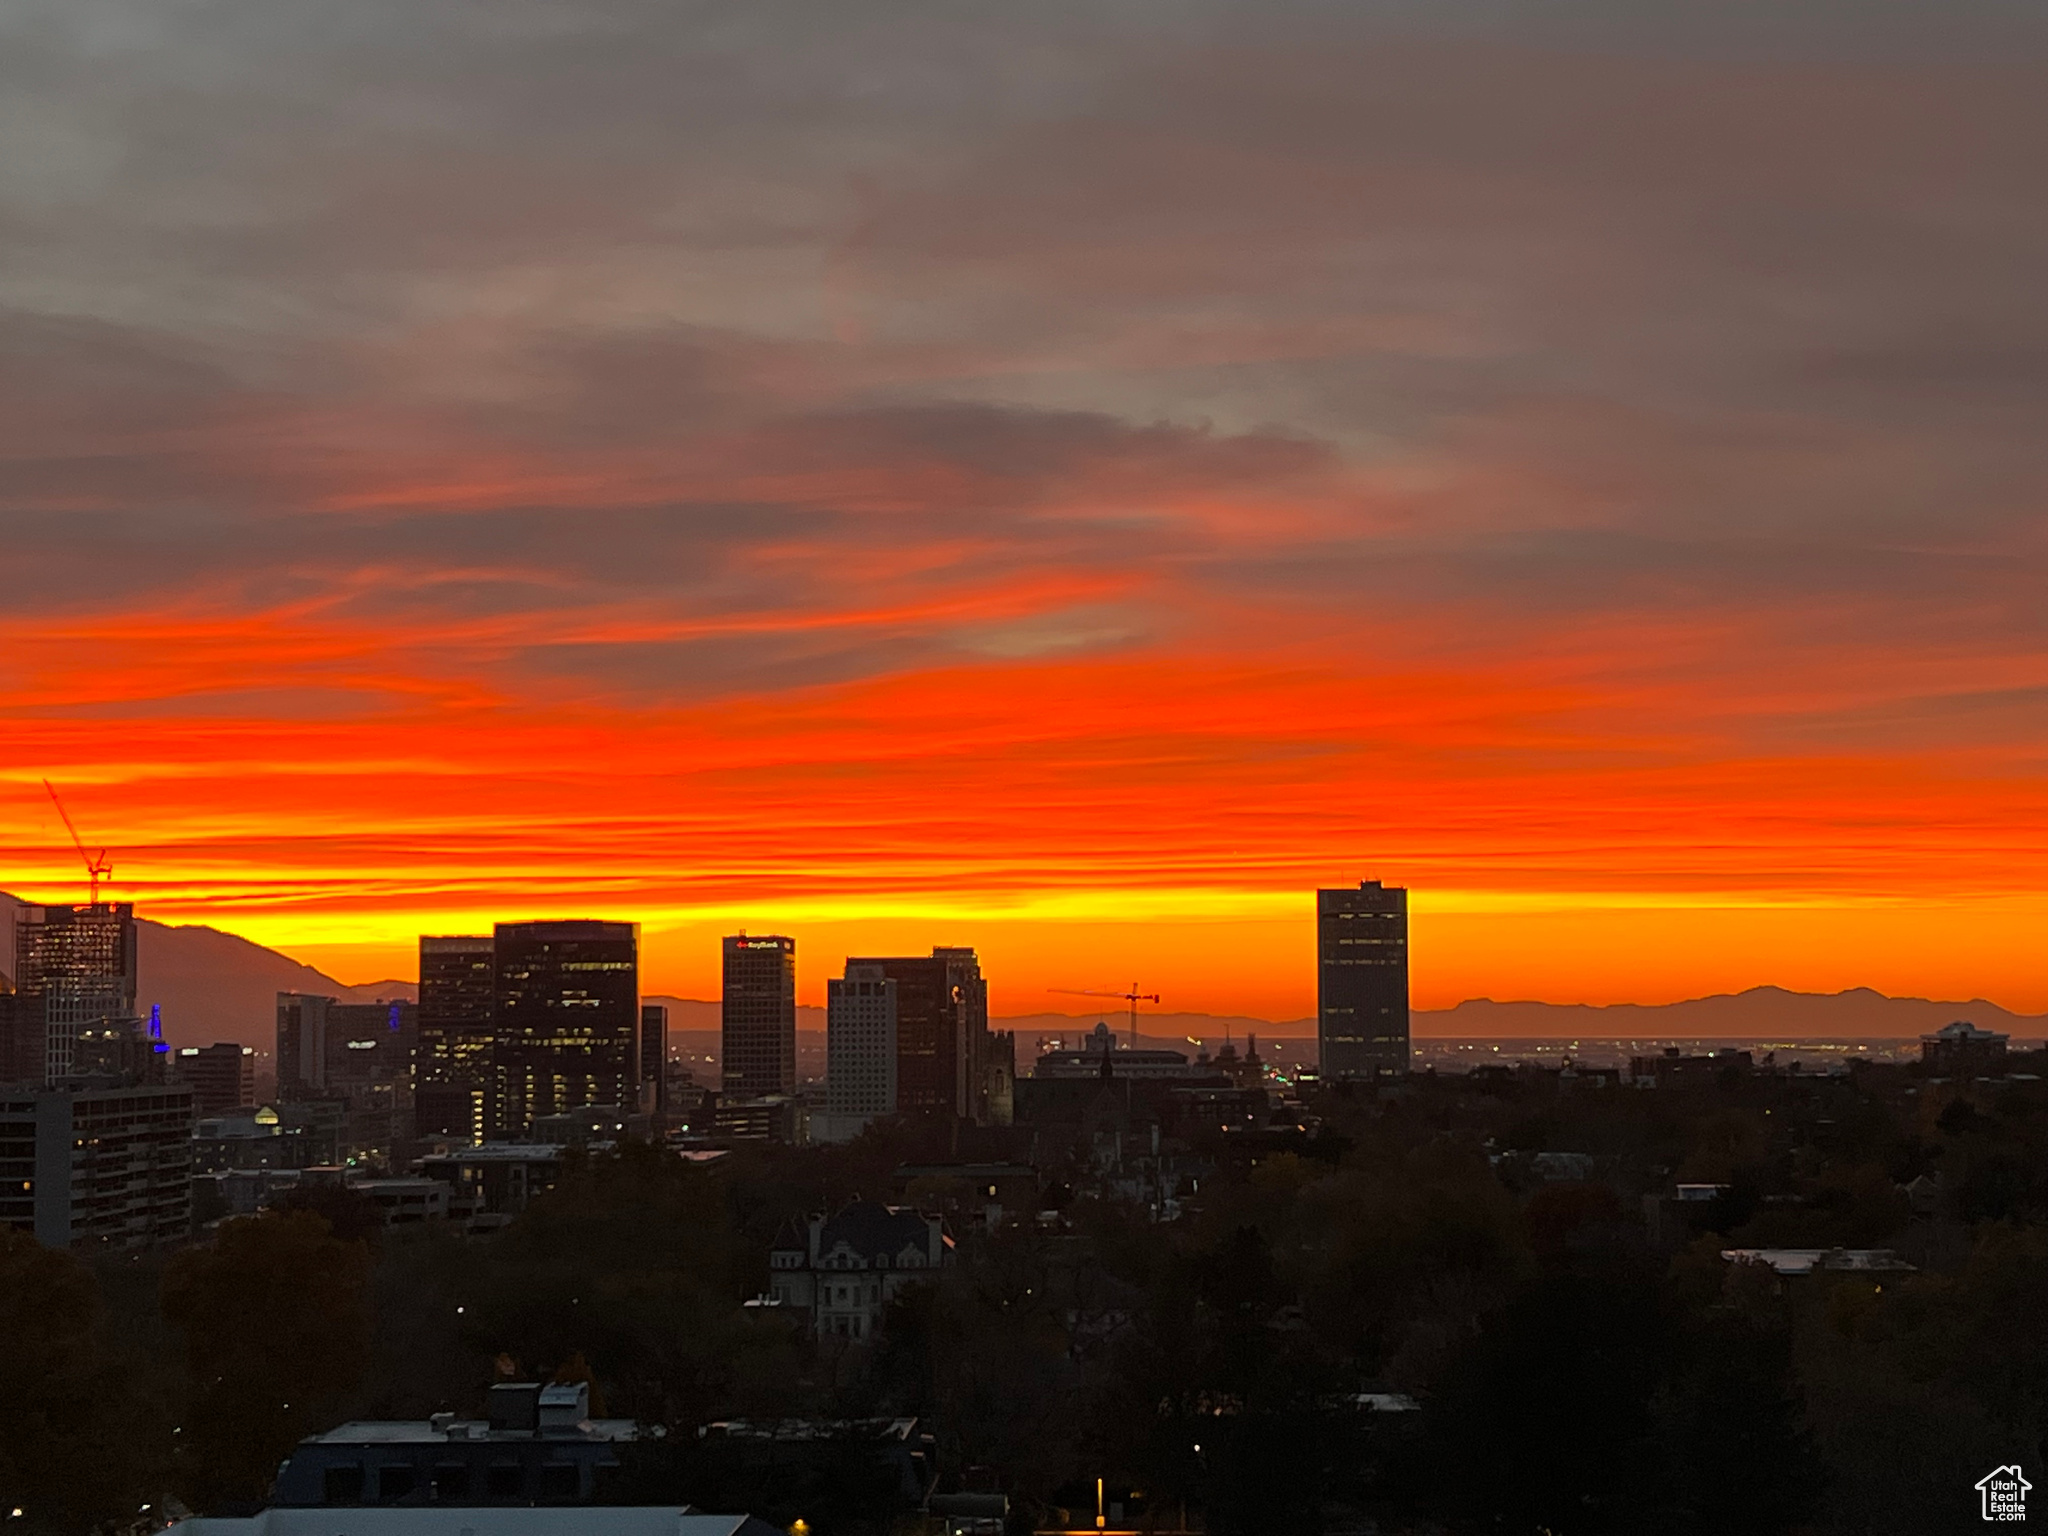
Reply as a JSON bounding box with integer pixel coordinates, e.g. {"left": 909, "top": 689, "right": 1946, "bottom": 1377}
{"left": 824, "top": 960, "right": 897, "bottom": 1136}
{"left": 721, "top": 935, "right": 795, "bottom": 1097}
{"left": 417, "top": 935, "right": 496, "bottom": 1140}
{"left": 843, "top": 947, "right": 988, "bottom": 1120}
{"left": 275, "top": 993, "right": 417, "bottom": 1159}
{"left": 13, "top": 903, "right": 138, "bottom": 1082}
{"left": 173, "top": 1042, "right": 256, "bottom": 1116}
{"left": 639, "top": 1002, "right": 668, "bottom": 1121}
{"left": 1317, "top": 880, "right": 1409, "bottom": 1078}
{"left": 493, "top": 920, "right": 638, "bottom": 1136}
{"left": 0, "top": 992, "right": 33, "bottom": 1085}
{"left": 275, "top": 991, "right": 331, "bottom": 1100}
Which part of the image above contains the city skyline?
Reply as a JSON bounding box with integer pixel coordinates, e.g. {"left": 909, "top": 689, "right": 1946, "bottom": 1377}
{"left": 12, "top": 881, "right": 2048, "bottom": 1038}
{"left": 13, "top": 877, "right": 2048, "bottom": 1024}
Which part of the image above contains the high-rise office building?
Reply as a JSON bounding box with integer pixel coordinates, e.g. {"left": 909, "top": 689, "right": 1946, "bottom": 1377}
{"left": 721, "top": 935, "right": 795, "bottom": 1096}
{"left": 274, "top": 991, "right": 326, "bottom": 1099}
{"left": 0, "top": 1081, "right": 193, "bottom": 1250}
{"left": 841, "top": 947, "right": 989, "bottom": 1121}
{"left": 1316, "top": 880, "right": 1409, "bottom": 1078}
{"left": 0, "top": 990, "right": 32, "bottom": 1085}
{"left": 639, "top": 1002, "right": 668, "bottom": 1122}
{"left": 417, "top": 936, "right": 496, "bottom": 1140}
{"left": 278, "top": 994, "right": 414, "bottom": 1098}
{"left": 275, "top": 994, "right": 418, "bottom": 1159}
{"left": 493, "top": 921, "right": 638, "bottom": 1137}
{"left": 820, "top": 960, "right": 897, "bottom": 1141}
{"left": 73, "top": 1012, "right": 166, "bottom": 1083}
{"left": 12, "top": 903, "right": 138, "bottom": 1082}
{"left": 174, "top": 1042, "right": 257, "bottom": 1116}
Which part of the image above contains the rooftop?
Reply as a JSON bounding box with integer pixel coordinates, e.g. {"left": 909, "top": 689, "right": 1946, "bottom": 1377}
{"left": 1722, "top": 1247, "right": 1916, "bottom": 1277}
{"left": 417, "top": 1143, "right": 568, "bottom": 1164}
{"left": 1922, "top": 1020, "right": 2009, "bottom": 1044}
{"left": 169, "top": 1511, "right": 775, "bottom": 1536}
{"left": 774, "top": 1199, "right": 943, "bottom": 1262}
{"left": 304, "top": 1383, "right": 642, "bottom": 1445}
{"left": 304, "top": 1418, "right": 644, "bottom": 1444}
{"left": 698, "top": 1416, "right": 923, "bottom": 1443}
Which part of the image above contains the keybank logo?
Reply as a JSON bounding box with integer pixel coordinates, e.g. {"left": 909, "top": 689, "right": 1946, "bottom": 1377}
{"left": 1977, "top": 1465, "right": 2031, "bottom": 1522}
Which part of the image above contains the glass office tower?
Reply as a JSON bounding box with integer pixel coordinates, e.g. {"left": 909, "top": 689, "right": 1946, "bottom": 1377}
{"left": 721, "top": 935, "right": 796, "bottom": 1096}
{"left": 1317, "top": 880, "right": 1409, "bottom": 1078}
{"left": 493, "top": 920, "right": 638, "bottom": 1135}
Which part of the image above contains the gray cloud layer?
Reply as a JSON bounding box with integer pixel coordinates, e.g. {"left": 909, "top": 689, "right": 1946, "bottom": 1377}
{"left": 3, "top": 0, "right": 2046, "bottom": 751}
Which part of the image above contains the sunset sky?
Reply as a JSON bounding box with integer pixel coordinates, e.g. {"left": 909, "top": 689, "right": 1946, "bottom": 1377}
{"left": 4, "top": 2, "right": 2048, "bottom": 1016}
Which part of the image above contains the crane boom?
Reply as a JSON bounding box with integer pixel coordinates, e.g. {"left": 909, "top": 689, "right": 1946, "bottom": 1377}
{"left": 42, "top": 779, "right": 113, "bottom": 906}
{"left": 1049, "top": 982, "right": 1161, "bottom": 1050}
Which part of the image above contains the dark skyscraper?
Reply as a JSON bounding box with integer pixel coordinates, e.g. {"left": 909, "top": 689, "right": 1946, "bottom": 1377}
{"left": 493, "top": 920, "right": 638, "bottom": 1136}
{"left": 1317, "top": 880, "right": 1409, "bottom": 1078}
{"left": 275, "top": 993, "right": 418, "bottom": 1159}
{"left": 1, "top": 1082, "right": 193, "bottom": 1250}
{"left": 640, "top": 1002, "right": 668, "bottom": 1121}
{"left": 173, "top": 1042, "right": 256, "bottom": 1116}
{"left": 417, "top": 935, "right": 496, "bottom": 1140}
{"left": 842, "top": 947, "right": 989, "bottom": 1120}
{"left": 721, "top": 935, "right": 795, "bottom": 1097}
{"left": 0, "top": 991, "right": 30, "bottom": 1084}
{"left": 13, "top": 903, "right": 138, "bottom": 1082}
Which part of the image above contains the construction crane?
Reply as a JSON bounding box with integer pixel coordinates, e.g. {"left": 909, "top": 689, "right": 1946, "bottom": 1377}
{"left": 43, "top": 779, "right": 113, "bottom": 906}
{"left": 1049, "top": 982, "right": 1160, "bottom": 1051}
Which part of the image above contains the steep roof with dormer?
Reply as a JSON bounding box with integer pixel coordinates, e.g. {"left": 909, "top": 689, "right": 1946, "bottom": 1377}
{"left": 814, "top": 1200, "right": 939, "bottom": 1266}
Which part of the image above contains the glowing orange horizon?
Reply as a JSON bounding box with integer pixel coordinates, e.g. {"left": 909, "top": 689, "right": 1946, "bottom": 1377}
{"left": 8, "top": 620, "right": 2048, "bottom": 1016}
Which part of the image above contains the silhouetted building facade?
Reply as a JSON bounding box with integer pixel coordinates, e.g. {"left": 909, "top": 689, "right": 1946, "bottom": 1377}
{"left": 1031, "top": 1022, "right": 1200, "bottom": 1080}
{"left": 0, "top": 990, "right": 31, "bottom": 1085}
{"left": 276, "top": 993, "right": 418, "bottom": 1161}
{"left": 266, "top": 1382, "right": 673, "bottom": 1511}
{"left": 417, "top": 935, "right": 496, "bottom": 1140}
{"left": 640, "top": 1002, "right": 668, "bottom": 1122}
{"left": 820, "top": 960, "right": 897, "bottom": 1141}
{"left": 1921, "top": 1019, "right": 2009, "bottom": 1078}
{"left": 711, "top": 1094, "right": 801, "bottom": 1143}
{"left": 174, "top": 1042, "right": 256, "bottom": 1116}
{"left": 1629, "top": 1046, "right": 1752, "bottom": 1087}
{"left": 1317, "top": 880, "right": 1409, "bottom": 1078}
{"left": 982, "top": 1027, "right": 1016, "bottom": 1127}
{"left": 722, "top": 935, "right": 796, "bottom": 1096}
{"left": 840, "top": 948, "right": 991, "bottom": 1122}
{"left": 0, "top": 1081, "right": 192, "bottom": 1249}
{"left": 12, "top": 902, "right": 138, "bottom": 1082}
{"left": 493, "top": 920, "right": 638, "bottom": 1137}
{"left": 72, "top": 1011, "right": 167, "bottom": 1083}
{"left": 416, "top": 1142, "right": 568, "bottom": 1224}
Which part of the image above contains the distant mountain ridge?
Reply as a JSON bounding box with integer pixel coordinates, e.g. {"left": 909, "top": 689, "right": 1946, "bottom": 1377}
{"left": 618, "top": 991, "right": 2048, "bottom": 1047}
{"left": 5, "top": 894, "right": 2038, "bottom": 1049}
{"left": 1416, "top": 986, "right": 2048, "bottom": 1041}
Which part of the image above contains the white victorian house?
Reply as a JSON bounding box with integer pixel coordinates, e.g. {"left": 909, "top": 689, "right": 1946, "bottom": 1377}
{"left": 768, "top": 1200, "right": 953, "bottom": 1340}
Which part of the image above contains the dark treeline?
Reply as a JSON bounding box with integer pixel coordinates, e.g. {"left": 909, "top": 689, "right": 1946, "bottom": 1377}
{"left": 6, "top": 1055, "right": 2046, "bottom": 1534}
